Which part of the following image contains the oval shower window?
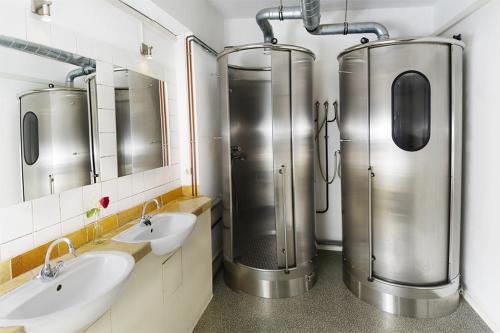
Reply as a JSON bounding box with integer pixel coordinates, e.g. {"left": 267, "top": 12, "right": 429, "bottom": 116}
{"left": 23, "top": 111, "right": 39, "bottom": 165}
{"left": 392, "top": 71, "right": 431, "bottom": 151}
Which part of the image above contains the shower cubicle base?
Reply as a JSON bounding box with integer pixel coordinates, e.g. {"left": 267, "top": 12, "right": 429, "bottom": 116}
{"left": 224, "top": 258, "right": 317, "bottom": 299}
{"left": 343, "top": 263, "right": 460, "bottom": 318}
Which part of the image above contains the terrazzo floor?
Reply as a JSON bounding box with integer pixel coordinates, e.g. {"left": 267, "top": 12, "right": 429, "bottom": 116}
{"left": 194, "top": 250, "right": 491, "bottom": 333}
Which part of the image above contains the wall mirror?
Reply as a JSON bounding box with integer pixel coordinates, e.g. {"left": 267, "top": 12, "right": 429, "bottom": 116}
{"left": 0, "top": 37, "right": 169, "bottom": 209}
{"left": 0, "top": 40, "right": 97, "bottom": 207}
{"left": 113, "top": 67, "right": 169, "bottom": 177}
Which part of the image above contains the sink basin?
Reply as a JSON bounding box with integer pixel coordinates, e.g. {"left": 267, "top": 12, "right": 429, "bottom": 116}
{"left": 0, "top": 251, "right": 134, "bottom": 333}
{"left": 112, "top": 212, "right": 197, "bottom": 256}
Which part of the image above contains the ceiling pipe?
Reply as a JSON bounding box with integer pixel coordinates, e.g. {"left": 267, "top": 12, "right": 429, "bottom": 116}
{"left": 256, "top": 6, "right": 303, "bottom": 43}
{"left": 300, "top": 0, "right": 389, "bottom": 39}
{"left": 0, "top": 34, "right": 96, "bottom": 68}
{"left": 256, "top": 0, "right": 389, "bottom": 42}
{"left": 310, "top": 22, "right": 390, "bottom": 39}
{"left": 65, "top": 66, "right": 96, "bottom": 87}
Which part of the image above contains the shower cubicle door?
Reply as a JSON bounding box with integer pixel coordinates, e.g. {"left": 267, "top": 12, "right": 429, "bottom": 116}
{"left": 369, "top": 44, "right": 450, "bottom": 286}
{"left": 271, "top": 50, "right": 296, "bottom": 269}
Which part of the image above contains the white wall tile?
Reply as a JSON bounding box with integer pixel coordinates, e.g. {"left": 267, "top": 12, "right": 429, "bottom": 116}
{"left": 100, "top": 156, "right": 118, "bottom": 181}
{"left": 143, "top": 169, "right": 157, "bottom": 190}
{"left": 112, "top": 48, "right": 131, "bottom": 69}
{"left": 75, "top": 33, "right": 96, "bottom": 59}
{"left": 97, "top": 85, "right": 116, "bottom": 110}
{"left": 51, "top": 25, "right": 77, "bottom": 53}
{"left": 96, "top": 61, "right": 114, "bottom": 87}
{"left": 82, "top": 183, "right": 102, "bottom": 212}
{"left": 132, "top": 172, "right": 144, "bottom": 194}
{"left": 101, "top": 178, "right": 118, "bottom": 204}
{"left": 101, "top": 203, "right": 117, "bottom": 218}
{"left": 117, "top": 175, "right": 133, "bottom": 200}
{"left": 1, "top": 234, "right": 34, "bottom": 260}
{"left": 94, "top": 40, "right": 114, "bottom": 63}
{"left": 33, "top": 194, "right": 60, "bottom": 231}
{"left": 59, "top": 187, "right": 83, "bottom": 221}
{"left": 34, "top": 224, "right": 61, "bottom": 247}
{"left": 117, "top": 197, "right": 135, "bottom": 213}
{"left": 0, "top": 3, "right": 27, "bottom": 40}
{"left": 168, "top": 165, "right": 181, "bottom": 182}
{"left": 26, "top": 17, "right": 51, "bottom": 45}
{"left": 99, "top": 133, "right": 117, "bottom": 157}
{"left": 0, "top": 201, "right": 33, "bottom": 243}
{"left": 61, "top": 215, "right": 84, "bottom": 235}
{"left": 97, "top": 108, "right": 116, "bottom": 133}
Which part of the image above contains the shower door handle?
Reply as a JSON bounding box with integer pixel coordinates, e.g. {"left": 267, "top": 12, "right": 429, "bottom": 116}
{"left": 368, "top": 166, "right": 374, "bottom": 282}
{"left": 279, "top": 165, "right": 289, "bottom": 274}
{"left": 48, "top": 174, "right": 55, "bottom": 195}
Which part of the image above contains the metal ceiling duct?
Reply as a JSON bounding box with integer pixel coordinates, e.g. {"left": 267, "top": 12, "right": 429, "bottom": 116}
{"left": 255, "top": 0, "right": 390, "bottom": 42}
{"left": 0, "top": 34, "right": 96, "bottom": 68}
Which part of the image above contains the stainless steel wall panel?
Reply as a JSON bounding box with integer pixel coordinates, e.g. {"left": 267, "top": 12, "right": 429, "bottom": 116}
{"left": 290, "top": 50, "right": 316, "bottom": 265}
{"left": 271, "top": 50, "right": 295, "bottom": 269}
{"left": 449, "top": 45, "right": 463, "bottom": 281}
{"left": 219, "top": 56, "right": 233, "bottom": 262}
{"left": 338, "top": 48, "right": 371, "bottom": 278}
{"left": 369, "top": 44, "right": 450, "bottom": 286}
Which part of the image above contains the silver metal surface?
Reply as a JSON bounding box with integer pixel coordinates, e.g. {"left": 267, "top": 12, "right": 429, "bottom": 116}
{"left": 310, "top": 22, "right": 390, "bottom": 39}
{"left": 290, "top": 50, "right": 316, "bottom": 265}
{"left": 37, "top": 238, "right": 75, "bottom": 281}
{"left": 114, "top": 69, "right": 164, "bottom": 176}
{"left": 449, "top": 45, "right": 463, "bottom": 281}
{"left": 224, "top": 258, "right": 316, "bottom": 299}
{"left": 344, "top": 264, "right": 460, "bottom": 318}
{"left": 300, "top": 0, "right": 321, "bottom": 32}
{"left": 339, "top": 38, "right": 463, "bottom": 317}
{"left": 370, "top": 43, "right": 450, "bottom": 285}
{"left": 272, "top": 50, "right": 295, "bottom": 269}
{"left": 219, "top": 45, "right": 316, "bottom": 298}
{"left": 86, "top": 74, "right": 100, "bottom": 183}
{"left": 338, "top": 36, "right": 465, "bottom": 59}
{"left": 339, "top": 48, "right": 371, "bottom": 279}
{"left": 218, "top": 43, "right": 315, "bottom": 60}
{"left": 256, "top": 6, "right": 303, "bottom": 43}
{"left": 0, "top": 34, "right": 95, "bottom": 68}
{"left": 140, "top": 198, "right": 160, "bottom": 226}
{"left": 20, "top": 88, "right": 92, "bottom": 201}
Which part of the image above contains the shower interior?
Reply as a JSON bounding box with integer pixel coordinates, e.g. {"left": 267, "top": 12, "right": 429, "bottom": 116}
{"left": 229, "top": 65, "right": 279, "bottom": 270}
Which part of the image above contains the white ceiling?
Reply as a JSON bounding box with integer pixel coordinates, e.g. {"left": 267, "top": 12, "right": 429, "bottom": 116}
{"left": 207, "top": 0, "right": 438, "bottom": 18}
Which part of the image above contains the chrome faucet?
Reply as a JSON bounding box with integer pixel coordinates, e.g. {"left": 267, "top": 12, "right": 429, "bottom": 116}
{"left": 37, "top": 237, "right": 75, "bottom": 281}
{"left": 140, "top": 199, "right": 160, "bottom": 226}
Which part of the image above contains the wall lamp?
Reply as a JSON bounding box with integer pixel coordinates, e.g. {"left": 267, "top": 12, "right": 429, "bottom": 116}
{"left": 31, "top": 0, "right": 52, "bottom": 22}
{"left": 140, "top": 43, "right": 153, "bottom": 60}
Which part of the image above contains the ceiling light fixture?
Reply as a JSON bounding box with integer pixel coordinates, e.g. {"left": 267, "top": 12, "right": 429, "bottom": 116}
{"left": 140, "top": 43, "right": 153, "bottom": 60}
{"left": 31, "top": 0, "right": 52, "bottom": 22}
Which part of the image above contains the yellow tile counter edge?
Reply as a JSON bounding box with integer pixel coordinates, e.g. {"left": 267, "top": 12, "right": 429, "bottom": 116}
{"left": 0, "top": 194, "right": 211, "bottom": 333}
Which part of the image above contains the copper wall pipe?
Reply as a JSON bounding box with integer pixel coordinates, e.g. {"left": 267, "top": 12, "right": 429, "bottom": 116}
{"left": 185, "top": 35, "right": 218, "bottom": 197}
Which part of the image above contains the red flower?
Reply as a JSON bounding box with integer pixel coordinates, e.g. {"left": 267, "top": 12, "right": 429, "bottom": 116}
{"left": 100, "top": 196, "right": 110, "bottom": 209}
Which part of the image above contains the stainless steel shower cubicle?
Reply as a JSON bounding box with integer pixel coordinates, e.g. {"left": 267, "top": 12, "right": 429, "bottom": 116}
{"left": 338, "top": 37, "right": 464, "bottom": 318}
{"left": 218, "top": 44, "right": 317, "bottom": 298}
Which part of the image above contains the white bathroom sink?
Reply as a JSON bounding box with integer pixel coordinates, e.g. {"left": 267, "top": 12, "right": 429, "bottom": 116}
{"left": 0, "top": 251, "right": 134, "bottom": 333}
{"left": 112, "top": 212, "right": 197, "bottom": 256}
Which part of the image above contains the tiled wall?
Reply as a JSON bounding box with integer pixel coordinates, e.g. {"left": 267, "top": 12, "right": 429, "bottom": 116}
{"left": 0, "top": 1, "right": 183, "bottom": 261}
